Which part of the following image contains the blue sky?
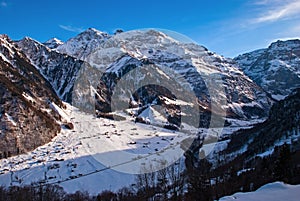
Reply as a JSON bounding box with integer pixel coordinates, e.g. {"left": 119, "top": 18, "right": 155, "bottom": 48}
{"left": 1, "top": 0, "right": 299, "bottom": 57}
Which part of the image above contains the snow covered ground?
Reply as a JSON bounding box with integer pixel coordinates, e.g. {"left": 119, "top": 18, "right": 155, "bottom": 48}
{"left": 0, "top": 103, "right": 265, "bottom": 194}
{"left": 219, "top": 182, "right": 300, "bottom": 201}
{"left": 0, "top": 104, "right": 198, "bottom": 194}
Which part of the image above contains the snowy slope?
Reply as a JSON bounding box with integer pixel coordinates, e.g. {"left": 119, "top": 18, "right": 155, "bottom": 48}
{"left": 0, "top": 103, "right": 201, "bottom": 194}
{"left": 1, "top": 30, "right": 299, "bottom": 196}
{"left": 235, "top": 39, "right": 300, "bottom": 100}
{"left": 0, "top": 102, "right": 270, "bottom": 194}
{"left": 220, "top": 182, "right": 300, "bottom": 201}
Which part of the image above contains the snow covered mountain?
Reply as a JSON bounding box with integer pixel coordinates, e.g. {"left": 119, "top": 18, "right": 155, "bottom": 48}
{"left": 0, "top": 35, "right": 65, "bottom": 159}
{"left": 60, "top": 29, "right": 272, "bottom": 128}
{"left": 55, "top": 28, "right": 110, "bottom": 60}
{"left": 13, "top": 28, "right": 272, "bottom": 129}
{"left": 235, "top": 39, "right": 300, "bottom": 100}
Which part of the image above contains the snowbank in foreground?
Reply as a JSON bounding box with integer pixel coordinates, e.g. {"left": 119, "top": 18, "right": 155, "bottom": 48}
{"left": 219, "top": 182, "right": 300, "bottom": 201}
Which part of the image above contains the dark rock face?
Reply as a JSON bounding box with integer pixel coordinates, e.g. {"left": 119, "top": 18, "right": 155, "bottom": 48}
{"left": 0, "top": 35, "right": 62, "bottom": 158}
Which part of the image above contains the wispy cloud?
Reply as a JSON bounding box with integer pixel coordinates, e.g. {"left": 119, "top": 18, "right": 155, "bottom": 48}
{"left": 252, "top": 0, "right": 282, "bottom": 6}
{"left": 252, "top": 0, "right": 270, "bottom": 5}
{"left": 59, "top": 25, "right": 84, "bottom": 33}
{"left": 1, "top": 1, "right": 7, "bottom": 7}
{"left": 252, "top": 0, "right": 300, "bottom": 23}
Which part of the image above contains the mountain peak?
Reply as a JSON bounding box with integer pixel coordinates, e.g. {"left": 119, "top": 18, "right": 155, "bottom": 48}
{"left": 21, "top": 36, "right": 44, "bottom": 46}
{"left": 55, "top": 28, "right": 110, "bottom": 59}
{"left": 85, "top": 27, "right": 104, "bottom": 33}
{"left": 269, "top": 39, "right": 300, "bottom": 50}
{"left": 0, "top": 34, "right": 9, "bottom": 40}
{"left": 43, "top": 37, "right": 64, "bottom": 49}
{"left": 0, "top": 34, "right": 12, "bottom": 48}
{"left": 79, "top": 27, "right": 109, "bottom": 37}
{"left": 44, "top": 37, "right": 63, "bottom": 44}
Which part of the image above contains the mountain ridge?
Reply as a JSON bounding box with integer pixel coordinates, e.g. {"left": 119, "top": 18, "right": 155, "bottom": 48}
{"left": 235, "top": 39, "right": 300, "bottom": 100}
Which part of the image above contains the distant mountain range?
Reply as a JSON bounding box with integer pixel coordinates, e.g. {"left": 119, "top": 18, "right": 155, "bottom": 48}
{"left": 16, "top": 29, "right": 273, "bottom": 124}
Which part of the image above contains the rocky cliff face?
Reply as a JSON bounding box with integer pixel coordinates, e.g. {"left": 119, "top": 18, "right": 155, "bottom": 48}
{"left": 16, "top": 37, "right": 84, "bottom": 102}
{"left": 0, "top": 35, "right": 64, "bottom": 158}
{"left": 235, "top": 39, "right": 300, "bottom": 100}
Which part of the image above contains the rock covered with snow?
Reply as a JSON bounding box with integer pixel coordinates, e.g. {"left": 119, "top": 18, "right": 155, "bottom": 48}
{"left": 235, "top": 39, "right": 300, "bottom": 100}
